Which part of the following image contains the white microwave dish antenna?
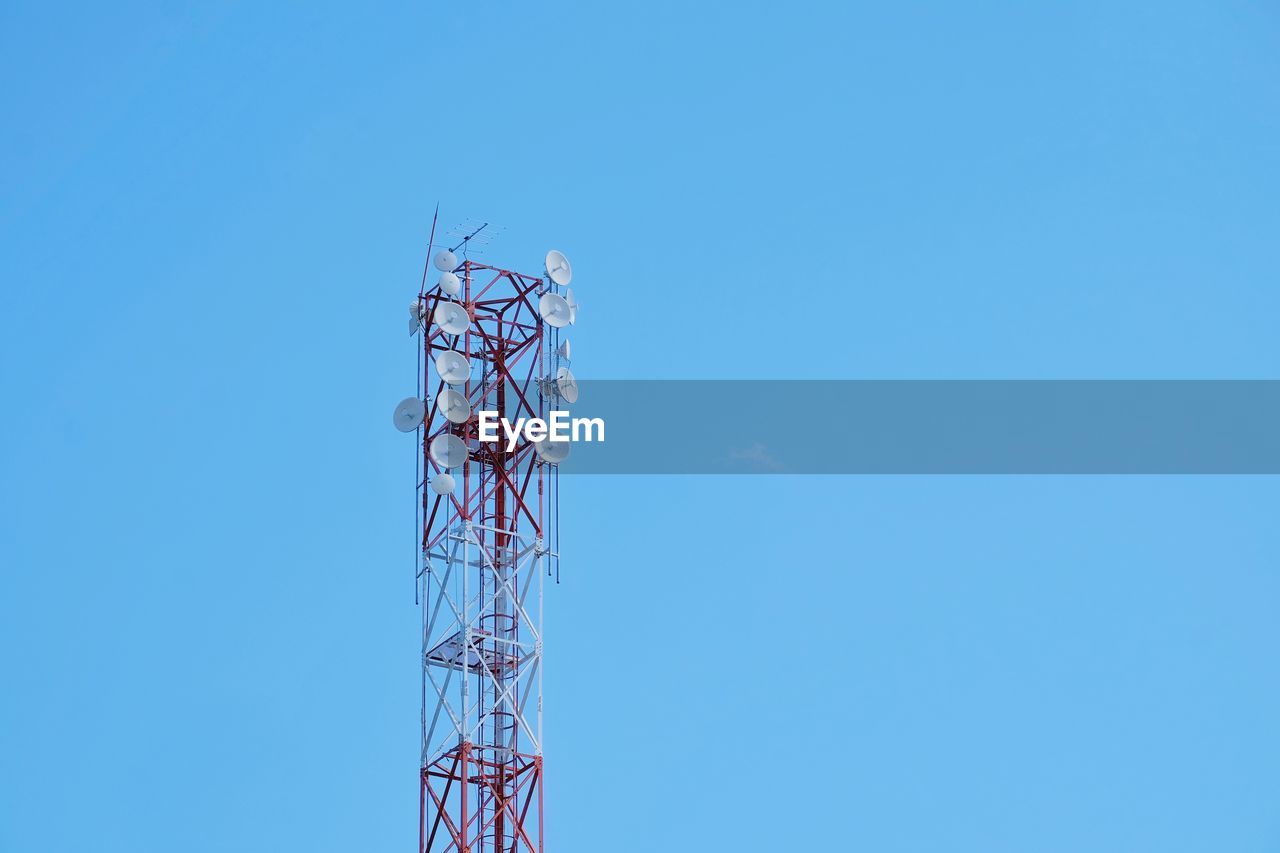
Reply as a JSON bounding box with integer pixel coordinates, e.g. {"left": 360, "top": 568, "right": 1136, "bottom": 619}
{"left": 392, "top": 397, "right": 425, "bottom": 432}
{"left": 434, "top": 350, "right": 471, "bottom": 386}
{"left": 433, "top": 249, "right": 458, "bottom": 272}
{"left": 434, "top": 301, "right": 470, "bottom": 335}
{"left": 555, "top": 366, "right": 579, "bottom": 403}
{"left": 429, "top": 433, "right": 469, "bottom": 469}
{"left": 565, "top": 288, "right": 578, "bottom": 324}
{"left": 544, "top": 250, "right": 573, "bottom": 286}
{"left": 439, "top": 271, "right": 461, "bottom": 297}
{"left": 538, "top": 293, "right": 572, "bottom": 328}
{"left": 437, "top": 389, "right": 472, "bottom": 424}
{"left": 430, "top": 471, "right": 456, "bottom": 495}
{"left": 534, "top": 437, "right": 571, "bottom": 464}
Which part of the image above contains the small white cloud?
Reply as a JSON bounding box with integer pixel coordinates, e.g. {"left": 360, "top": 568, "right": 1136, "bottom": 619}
{"left": 728, "top": 442, "right": 784, "bottom": 471}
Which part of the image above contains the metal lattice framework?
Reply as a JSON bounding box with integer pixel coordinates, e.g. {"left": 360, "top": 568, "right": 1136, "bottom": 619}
{"left": 414, "top": 257, "right": 561, "bottom": 852}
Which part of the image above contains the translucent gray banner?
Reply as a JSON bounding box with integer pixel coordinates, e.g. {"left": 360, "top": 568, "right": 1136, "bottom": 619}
{"left": 535, "top": 380, "right": 1280, "bottom": 473}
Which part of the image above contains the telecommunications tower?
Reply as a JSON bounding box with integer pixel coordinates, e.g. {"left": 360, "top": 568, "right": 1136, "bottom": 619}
{"left": 393, "top": 218, "right": 578, "bottom": 852}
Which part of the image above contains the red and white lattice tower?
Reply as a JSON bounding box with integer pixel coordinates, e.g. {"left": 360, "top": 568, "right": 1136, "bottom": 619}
{"left": 403, "top": 231, "right": 573, "bottom": 852}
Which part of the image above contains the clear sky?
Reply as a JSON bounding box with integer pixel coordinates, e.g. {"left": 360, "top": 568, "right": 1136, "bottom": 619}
{"left": 2, "top": 1, "right": 1278, "bottom": 851}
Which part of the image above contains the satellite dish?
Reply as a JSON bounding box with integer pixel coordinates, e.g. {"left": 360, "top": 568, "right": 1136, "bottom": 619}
{"left": 435, "top": 350, "right": 470, "bottom": 386}
{"left": 429, "top": 433, "right": 469, "bottom": 469}
{"left": 555, "top": 366, "right": 579, "bottom": 403}
{"left": 538, "top": 293, "right": 572, "bottom": 328}
{"left": 437, "top": 389, "right": 471, "bottom": 424}
{"left": 434, "top": 301, "right": 470, "bottom": 335}
{"left": 534, "top": 437, "right": 571, "bottom": 464}
{"left": 557, "top": 339, "right": 571, "bottom": 362}
{"left": 430, "top": 472, "right": 456, "bottom": 495}
{"left": 433, "top": 250, "right": 458, "bottom": 272}
{"left": 410, "top": 298, "right": 425, "bottom": 336}
{"left": 565, "top": 288, "right": 578, "bottom": 324}
{"left": 439, "top": 271, "right": 461, "bottom": 297}
{"left": 393, "top": 397, "right": 425, "bottom": 432}
{"left": 545, "top": 250, "right": 573, "bottom": 286}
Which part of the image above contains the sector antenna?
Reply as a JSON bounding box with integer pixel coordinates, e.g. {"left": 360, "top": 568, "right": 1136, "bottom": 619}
{"left": 409, "top": 298, "right": 427, "bottom": 336}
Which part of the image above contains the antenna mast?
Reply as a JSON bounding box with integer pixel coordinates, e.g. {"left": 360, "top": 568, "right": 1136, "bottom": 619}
{"left": 398, "top": 234, "right": 578, "bottom": 852}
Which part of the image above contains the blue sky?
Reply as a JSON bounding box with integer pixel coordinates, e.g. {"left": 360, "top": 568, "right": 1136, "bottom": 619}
{"left": 2, "top": 1, "right": 1278, "bottom": 851}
